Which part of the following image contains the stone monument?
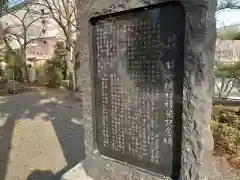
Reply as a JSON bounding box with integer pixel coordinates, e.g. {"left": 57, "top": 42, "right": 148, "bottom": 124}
{"left": 61, "top": 0, "right": 217, "bottom": 180}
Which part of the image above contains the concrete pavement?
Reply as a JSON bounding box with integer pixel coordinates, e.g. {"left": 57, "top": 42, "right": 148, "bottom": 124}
{"left": 0, "top": 91, "right": 85, "bottom": 180}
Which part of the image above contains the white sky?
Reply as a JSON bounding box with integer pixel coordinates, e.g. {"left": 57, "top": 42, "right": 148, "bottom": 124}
{"left": 216, "top": 9, "right": 240, "bottom": 27}
{"left": 216, "top": 0, "right": 240, "bottom": 27}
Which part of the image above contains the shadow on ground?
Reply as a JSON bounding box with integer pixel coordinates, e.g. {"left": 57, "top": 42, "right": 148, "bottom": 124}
{"left": 26, "top": 168, "right": 70, "bottom": 180}
{"left": 0, "top": 90, "right": 86, "bottom": 180}
{"left": 26, "top": 170, "right": 55, "bottom": 180}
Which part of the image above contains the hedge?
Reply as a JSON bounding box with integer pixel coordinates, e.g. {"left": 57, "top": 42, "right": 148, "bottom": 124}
{"left": 212, "top": 105, "right": 240, "bottom": 169}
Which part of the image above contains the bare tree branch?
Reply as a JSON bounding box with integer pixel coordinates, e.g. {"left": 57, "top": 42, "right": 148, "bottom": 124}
{"left": 217, "top": 0, "right": 240, "bottom": 11}
{"left": 25, "top": 16, "right": 44, "bottom": 30}
{"left": 5, "top": 9, "right": 23, "bottom": 24}
{"left": 26, "top": 29, "right": 46, "bottom": 45}
{"left": 1, "top": 2, "right": 46, "bottom": 81}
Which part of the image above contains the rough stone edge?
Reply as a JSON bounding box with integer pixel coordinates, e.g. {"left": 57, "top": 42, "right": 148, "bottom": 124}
{"left": 62, "top": 0, "right": 217, "bottom": 180}
{"left": 180, "top": 0, "right": 217, "bottom": 179}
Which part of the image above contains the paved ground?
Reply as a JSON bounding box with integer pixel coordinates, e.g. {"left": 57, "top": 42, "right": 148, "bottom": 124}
{"left": 0, "top": 90, "right": 239, "bottom": 180}
{"left": 0, "top": 90, "right": 85, "bottom": 180}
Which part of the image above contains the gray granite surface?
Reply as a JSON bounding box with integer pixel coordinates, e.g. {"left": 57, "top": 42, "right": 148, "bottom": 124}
{"left": 65, "top": 0, "right": 218, "bottom": 180}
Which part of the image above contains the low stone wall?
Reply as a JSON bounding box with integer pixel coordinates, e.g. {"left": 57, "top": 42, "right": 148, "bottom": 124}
{"left": 213, "top": 99, "right": 240, "bottom": 106}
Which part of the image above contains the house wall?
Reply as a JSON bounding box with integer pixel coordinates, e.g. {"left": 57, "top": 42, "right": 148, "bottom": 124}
{"left": 215, "top": 39, "right": 240, "bottom": 65}
{"left": 26, "top": 37, "right": 64, "bottom": 67}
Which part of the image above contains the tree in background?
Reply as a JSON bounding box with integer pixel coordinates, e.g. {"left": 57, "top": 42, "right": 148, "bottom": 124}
{"left": 0, "top": 40, "right": 22, "bottom": 81}
{"left": 218, "top": 29, "right": 240, "bottom": 40}
{"left": 217, "top": 0, "right": 240, "bottom": 11}
{"left": 33, "top": 0, "right": 96, "bottom": 91}
{"left": 217, "top": 0, "right": 240, "bottom": 39}
{"left": 51, "top": 41, "right": 67, "bottom": 73}
{"left": 4, "top": 50, "right": 22, "bottom": 81}
{"left": 44, "top": 41, "right": 67, "bottom": 88}
{"left": 214, "top": 60, "right": 240, "bottom": 99}
{"left": 215, "top": 0, "right": 240, "bottom": 98}
{"left": 33, "top": 0, "right": 78, "bottom": 90}
{"left": 1, "top": 3, "right": 47, "bottom": 82}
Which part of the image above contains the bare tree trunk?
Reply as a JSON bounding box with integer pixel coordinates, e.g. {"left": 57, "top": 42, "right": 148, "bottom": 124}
{"left": 21, "top": 49, "right": 30, "bottom": 83}
{"left": 66, "top": 46, "right": 75, "bottom": 90}
{"left": 71, "top": 46, "right": 77, "bottom": 91}
{"left": 20, "top": 65, "right": 29, "bottom": 82}
{"left": 73, "top": 38, "right": 80, "bottom": 92}
{"left": 65, "top": 0, "right": 77, "bottom": 91}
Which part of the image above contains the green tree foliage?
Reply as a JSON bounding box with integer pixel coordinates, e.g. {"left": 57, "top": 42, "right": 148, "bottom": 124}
{"left": 53, "top": 41, "right": 67, "bottom": 58}
{"left": 52, "top": 41, "right": 67, "bottom": 71}
{"left": 44, "top": 41, "right": 67, "bottom": 87}
{"left": 215, "top": 61, "right": 240, "bottom": 78}
{"left": 4, "top": 51, "right": 22, "bottom": 81}
{"left": 218, "top": 29, "right": 240, "bottom": 40}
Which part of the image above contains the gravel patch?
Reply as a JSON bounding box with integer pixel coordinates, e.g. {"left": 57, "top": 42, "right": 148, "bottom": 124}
{"left": 207, "top": 156, "right": 240, "bottom": 180}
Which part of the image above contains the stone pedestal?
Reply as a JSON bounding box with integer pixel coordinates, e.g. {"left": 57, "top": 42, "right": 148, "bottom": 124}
{"left": 61, "top": 0, "right": 217, "bottom": 180}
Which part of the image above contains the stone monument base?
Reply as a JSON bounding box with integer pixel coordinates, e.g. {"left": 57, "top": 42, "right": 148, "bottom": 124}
{"left": 60, "top": 154, "right": 173, "bottom": 180}
{"left": 60, "top": 163, "right": 93, "bottom": 180}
